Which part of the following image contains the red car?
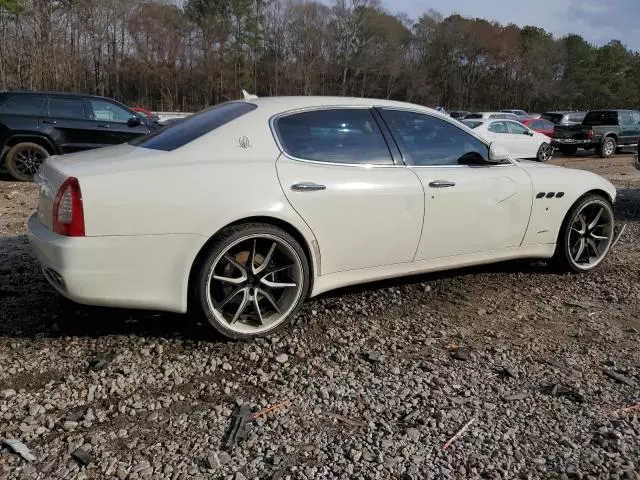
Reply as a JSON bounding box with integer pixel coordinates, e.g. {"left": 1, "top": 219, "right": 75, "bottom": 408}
{"left": 522, "top": 118, "right": 555, "bottom": 138}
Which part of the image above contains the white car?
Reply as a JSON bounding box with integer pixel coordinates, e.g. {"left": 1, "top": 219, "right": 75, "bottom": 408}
{"left": 462, "top": 118, "right": 554, "bottom": 162}
{"left": 28, "top": 96, "right": 623, "bottom": 339}
{"left": 464, "top": 111, "right": 521, "bottom": 122}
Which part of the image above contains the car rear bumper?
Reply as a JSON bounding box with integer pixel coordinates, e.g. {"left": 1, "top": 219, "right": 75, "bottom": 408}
{"left": 551, "top": 139, "right": 590, "bottom": 147}
{"left": 27, "top": 213, "right": 205, "bottom": 313}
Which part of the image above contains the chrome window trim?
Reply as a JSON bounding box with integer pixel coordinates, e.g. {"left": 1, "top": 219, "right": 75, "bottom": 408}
{"left": 269, "top": 104, "right": 515, "bottom": 168}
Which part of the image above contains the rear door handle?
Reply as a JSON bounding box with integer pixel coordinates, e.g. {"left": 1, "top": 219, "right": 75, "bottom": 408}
{"left": 41, "top": 119, "right": 57, "bottom": 124}
{"left": 97, "top": 124, "right": 110, "bottom": 128}
{"left": 428, "top": 180, "right": 456, "bottom": 188}
{"left": 291, "top": 182, "right": 326, "bottom": 192}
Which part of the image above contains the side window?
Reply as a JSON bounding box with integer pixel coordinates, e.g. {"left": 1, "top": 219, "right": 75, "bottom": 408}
{"left": 88, "top": 99, "right": 133, "bottom": 123}
{"left": 379, "top": 109, "right": 490, "bottom": 166}
{"left": 488, "top": 121, "right": 509, "bottom": 134}
{"left": 569, "top": 113, "right": 585, "bottom": 123}
{"left": 0, "top": 95, "right": 45, "bottom": 115}
{"left": 47, "top": 97, "right": 86, "bottom": 119}
{"left": 619, "top": 112, "right": 632, "bottom": 126}
{"left": 633, "top": 112, "right": 640, "bottom": 124}
{"left": 276, "top": 109, "right": 392, "bottom": 165}
{"left": 507, "top": 122, "right": 528, "bottom": 134}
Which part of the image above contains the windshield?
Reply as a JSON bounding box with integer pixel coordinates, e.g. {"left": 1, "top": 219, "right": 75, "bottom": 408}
{"left": 462, "top": 120, "right": 482, "bottom": 129}
{"left": 541, "top": 113, "right": 564, "bottom": 124}
{"left": 129, "top": 101, "right": 257, "bottom": 151}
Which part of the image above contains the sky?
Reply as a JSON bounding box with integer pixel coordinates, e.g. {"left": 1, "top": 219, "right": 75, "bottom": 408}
{"left": 382, "top": 0, "right": 640, "bottom": 52}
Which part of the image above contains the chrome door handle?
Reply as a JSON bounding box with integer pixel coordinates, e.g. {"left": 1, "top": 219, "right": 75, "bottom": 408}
{"left": 291, "top": 182, "right": 326, "bottom": 192}
{"left": 41, "top": 119, "right": 57, "bottom": 124}
{"left": 97, "top": 124, "right": 110, "bottom": 128}
{"left": 428, "top": 180, "right": 456, "bottom": 188}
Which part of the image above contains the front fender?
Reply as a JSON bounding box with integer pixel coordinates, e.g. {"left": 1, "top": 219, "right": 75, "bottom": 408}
{"left": 517, "top": 161, "right": 616, "bottom": 246}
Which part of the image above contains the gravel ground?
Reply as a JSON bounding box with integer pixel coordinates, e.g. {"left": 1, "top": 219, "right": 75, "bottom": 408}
{"left": 1, "top": 153, "right": 640, "bottom": 480}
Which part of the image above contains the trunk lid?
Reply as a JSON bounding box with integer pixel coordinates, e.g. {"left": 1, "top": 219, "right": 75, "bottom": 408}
{"left": 34, "top": 143, "right": 165, "bottom": 230}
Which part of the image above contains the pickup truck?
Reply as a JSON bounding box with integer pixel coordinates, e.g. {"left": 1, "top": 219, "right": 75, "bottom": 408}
{"left": 552, "top": 109, "right": 640, "bottom": 158}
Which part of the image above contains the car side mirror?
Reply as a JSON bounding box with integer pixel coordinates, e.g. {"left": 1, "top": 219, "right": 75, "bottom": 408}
{"left": 488, "top": 143, "right": 510, "bottom": 163}
{"left": 127, "top": 116, "right": 143, "bottom": 127}
{"left": 523, "top": 130, "right": 533, "bottom": 136}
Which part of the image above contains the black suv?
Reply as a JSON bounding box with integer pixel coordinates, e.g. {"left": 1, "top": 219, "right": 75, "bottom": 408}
{"left": 0, "top": 91, "right": 155, "bottom": 181}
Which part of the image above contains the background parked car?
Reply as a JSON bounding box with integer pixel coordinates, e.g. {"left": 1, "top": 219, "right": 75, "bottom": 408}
{"left": 553, "top": 109, "right": 640, "bottom": 157}
{"left": 465, "top": 112, "right": 522, "bottom": 122}
{"left": 132, "top": 106, "right": 160, "bottom": 123}
{"left": 541, "top": 111, "right": 586, "bottom": 126}
{"left": 462, "top": 118, "right": 553, "bottom": 161}
{"left": 501, "top": 109, "right": 530, "bottom": 119}
{"left": 0, "top": 91, "right": 156, "bottom": 181}
{"left": 522, "top": 118, "right": 556, "bottom": 138}
{"left": 449, "top": 110, "right": 470, "bottom": 120}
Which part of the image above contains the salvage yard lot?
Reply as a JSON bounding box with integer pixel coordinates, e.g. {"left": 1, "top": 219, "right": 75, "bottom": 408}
{"left": 1, "top": 154, "right": 640, "bottom": 479}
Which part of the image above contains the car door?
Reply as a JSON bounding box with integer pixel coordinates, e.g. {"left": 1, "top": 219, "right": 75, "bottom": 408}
{"left": 619, "top": 111, "right": 640, "bottom": 145}
{"left": 42, "top": 96, "right": 94, "bottom": 153}
{"left": 631, "top": 112, "right": 640, "bottom": 145}
{"left": 484, "top": 120, "right": 513, "bottom": 153}
{"left": 506, "top": 120, "right": 537, "bottom": 158}
{"left": 274, "top": 107, "right": 424, "bottom": 275}
{"left": 377, "top": 108, "right": 533, "bottom": 260}
{"left": 85, "top": 98, "right": 151, "bottom": 145}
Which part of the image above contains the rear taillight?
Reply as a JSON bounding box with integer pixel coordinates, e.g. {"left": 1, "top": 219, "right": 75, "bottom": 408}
{"left": 588, "top": 128, "right": 594, "bottom": 140}
{"left": 52, "top": 177, "right": 85, "bottom": 237}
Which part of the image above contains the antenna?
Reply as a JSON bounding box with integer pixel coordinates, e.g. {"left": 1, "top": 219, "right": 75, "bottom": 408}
{"left": 242, "top": 89, "right": 258, "bottom": 100}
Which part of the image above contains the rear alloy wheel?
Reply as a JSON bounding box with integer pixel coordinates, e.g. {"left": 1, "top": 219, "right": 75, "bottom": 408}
{"left": 536, "top": 142, "right": 553, "bottom": 162}
{"left": 553, "top": 195, "right": 615, "bottom": 273}
{"left": 5, "top": 142, "right": 49, "bottom": 181}
{"left": 196, "top": 224, "right": 309, "bottom": 339}
{"left": 598, "top": 137, "right": 616, "bottom": 158}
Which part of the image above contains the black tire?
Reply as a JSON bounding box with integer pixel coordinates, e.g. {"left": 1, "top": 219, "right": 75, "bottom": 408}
{"left": 195, "top": 223, "right": 310, "bottom": 340}
{"left": 559, "top": 146, "right": 577, "bottom": 156}
{"left": 552, "top": 194, "right": 614, "bottom": 273}
{"left": 5, "top": 142, "right": 49, "bottom": 182}
{"left": 598, "top": 137, "right": 616, "bottom": 158}
{"left": 536, "top": 142, "right": 553, "bottom": 162}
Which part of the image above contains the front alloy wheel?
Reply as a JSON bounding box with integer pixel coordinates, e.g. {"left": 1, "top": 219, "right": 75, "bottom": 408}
{"left": 196, "top": 224, "right": 309, "bottom": 339}
{"left": 555, "top": 195, "right": 615, "bottom": 272}
{"left": 536, "top": 143, "right": 553, "bottom": 162}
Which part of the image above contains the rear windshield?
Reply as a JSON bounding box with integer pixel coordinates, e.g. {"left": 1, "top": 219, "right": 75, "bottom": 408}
{"left": 461, "top": 120, "right": 482, "bottom": 129}
{"left": 583, "top": 111, "right": 618, "bottom": 126}
{"left": 130, "top": 101, "right": 257, "bottom": 151}
{"left": 465, "top": 113, "right": 482, "bottom": 119}
{"left": 541, "top": 113, "right": 563, "bottom": 124}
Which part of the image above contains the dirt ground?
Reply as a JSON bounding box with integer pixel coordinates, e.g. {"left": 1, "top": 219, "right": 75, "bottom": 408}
{"left": 0, "top": 152, "right": 639, "bottom": 479}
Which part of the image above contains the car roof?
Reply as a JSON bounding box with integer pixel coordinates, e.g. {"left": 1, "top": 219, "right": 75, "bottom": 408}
{"left": 0, "top": 90, "right": 127, "bottom": 103}
{"left": 244, "top": 96, "right": 438, "bottom": 117}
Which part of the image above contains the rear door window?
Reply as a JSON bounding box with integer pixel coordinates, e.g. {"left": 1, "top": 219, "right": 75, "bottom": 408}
{"left": 0, "top": 94, "right": 46, "bottom": 115}
{"left": 583, "top": 111, "right": 618, "bottom": 126}
{"left": 130, "top": 101, "right": 256, "bottom": 151}
{"left": 47, "top": 97, "right": 87, "bottom": 119}
{"left": 275, "top": 108, "right": 393, "bottom": 165}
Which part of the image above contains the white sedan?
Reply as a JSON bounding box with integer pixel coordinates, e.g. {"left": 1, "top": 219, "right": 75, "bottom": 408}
{"left": 462, "top": 118, "right": 554, "bottom": 162}
{"left": 28, "top": 96, "right": 623, "bottom": 339}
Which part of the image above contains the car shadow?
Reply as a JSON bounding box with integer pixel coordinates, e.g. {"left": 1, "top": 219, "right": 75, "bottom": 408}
{"left": 615, "top": 187, "right": 640, "bottom": 222}
{"left": 0, "top": 234, "right": 554, "bottom": 340}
